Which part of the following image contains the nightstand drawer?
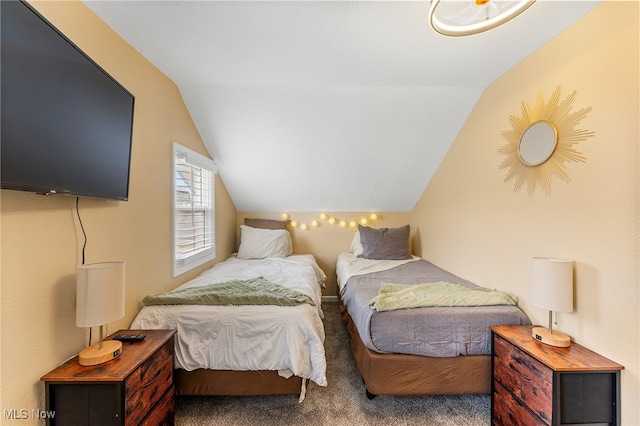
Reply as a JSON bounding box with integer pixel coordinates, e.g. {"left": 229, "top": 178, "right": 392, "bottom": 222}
{"left": 493, "top": 380, "right": 547, "bottom": 426}
{"left": 125, "top": 340, "right": 173, "bottom": 425}
{"left": 139, "top": 385, "right": 175, "bottom": 426}
{"left": 493, "top": 334, "right": 553, "bottom": 424}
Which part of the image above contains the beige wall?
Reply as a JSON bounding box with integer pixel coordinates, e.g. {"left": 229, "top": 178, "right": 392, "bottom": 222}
{"left": 0, "top": 1, "right": 237, "bottom": 422}
{"left": 238, "top": 212, "right": 412, "bottom": 296}
{"left": 411, "top": 3, "right": 639, "bottom": 424}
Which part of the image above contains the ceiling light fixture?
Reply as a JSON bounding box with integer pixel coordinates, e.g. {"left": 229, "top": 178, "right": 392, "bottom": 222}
{"left": 429, "top": 0, "right": 536, "bottom": 37}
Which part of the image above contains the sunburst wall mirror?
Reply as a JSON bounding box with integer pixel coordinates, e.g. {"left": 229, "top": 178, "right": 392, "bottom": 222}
{"left": 498, "top": 86, "right": 595, "bottom": 195}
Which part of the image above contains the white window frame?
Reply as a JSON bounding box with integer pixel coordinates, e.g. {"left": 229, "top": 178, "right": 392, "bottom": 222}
{"left": 172, "top": 142, "right": 217, "bottom": 277}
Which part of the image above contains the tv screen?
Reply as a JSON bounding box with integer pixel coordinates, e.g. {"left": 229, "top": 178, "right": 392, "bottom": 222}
{"left": 1, "top": 1, "right": 135, "bottom": 201}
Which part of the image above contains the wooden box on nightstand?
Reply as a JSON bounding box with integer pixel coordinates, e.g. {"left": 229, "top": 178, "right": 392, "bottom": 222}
{"left": 491, "top": 325, "right": 623, "bottom": 426}
{"left": 41, "top": 329, "right": 176, "bottom": 426}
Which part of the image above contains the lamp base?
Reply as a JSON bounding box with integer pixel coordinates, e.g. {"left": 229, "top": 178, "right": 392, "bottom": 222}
{"left": 79, "top": 340, "right": 122, "bottom": 366}
{"left": 532, "top": 326, "right": 571, "bottom": 347}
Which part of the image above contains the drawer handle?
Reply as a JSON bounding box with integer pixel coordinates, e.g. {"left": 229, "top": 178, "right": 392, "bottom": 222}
{"left": 509, "top": 363, "right": 531, "bottom": 381}
{"left": 143, "top": 368, "right": 163, "bottom": 387}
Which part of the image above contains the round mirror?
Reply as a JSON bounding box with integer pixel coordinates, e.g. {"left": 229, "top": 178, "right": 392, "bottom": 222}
{"left": 518, "top": 121, "right": 557, "bottom": 166}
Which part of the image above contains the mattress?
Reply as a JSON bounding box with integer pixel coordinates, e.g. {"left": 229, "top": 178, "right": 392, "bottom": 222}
{"left": 337, "top": 252, "right": 531, "bottom": 358}
{"left": 131, "top": 254, "right": 328, "bottom": 387}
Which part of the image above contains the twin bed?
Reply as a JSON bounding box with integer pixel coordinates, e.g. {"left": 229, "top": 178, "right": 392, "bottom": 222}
{"left": 336, "top": 224, "right": 530, "bottom": 398}
{"left": 131, "top": 220, "right": 327, "bottom": 399}
{"left": 131, "top": 221, "right": 530, "bottom": 400}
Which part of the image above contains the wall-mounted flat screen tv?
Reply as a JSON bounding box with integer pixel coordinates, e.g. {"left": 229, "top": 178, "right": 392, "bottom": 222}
{"left": 1, "top": 0, "right": 135, "bottom": 201}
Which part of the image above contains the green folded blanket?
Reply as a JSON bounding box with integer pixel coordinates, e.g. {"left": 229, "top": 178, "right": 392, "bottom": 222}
{"left": 369, "top": 281, "right": 518, "bottom": 312}
{"left": 143, "top": 276, "right": 315, "bottom": 307}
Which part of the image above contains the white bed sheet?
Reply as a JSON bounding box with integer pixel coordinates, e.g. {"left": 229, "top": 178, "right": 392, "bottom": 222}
{"left": 336, "top": 252, "right": 420, "bottom": 291}
{"left": 130, "top": 254, "right": 327, "bottom": 387}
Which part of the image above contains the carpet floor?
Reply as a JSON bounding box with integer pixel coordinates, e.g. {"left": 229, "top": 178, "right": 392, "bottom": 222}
{"left": 175, "top": 301, "right": 491, "bottom": 425}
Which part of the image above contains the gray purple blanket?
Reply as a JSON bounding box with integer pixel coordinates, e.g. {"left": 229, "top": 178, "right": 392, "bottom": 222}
{"left": 340, "top": 259, "right": 530, "bottom": 357}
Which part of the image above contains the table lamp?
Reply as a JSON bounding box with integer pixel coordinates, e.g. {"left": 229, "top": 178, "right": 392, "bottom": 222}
{"left": 76, "top": 262, "right": 125, "bottom": 366}
{"left": 530, "top": 257, "right": 573, "bottom": 347}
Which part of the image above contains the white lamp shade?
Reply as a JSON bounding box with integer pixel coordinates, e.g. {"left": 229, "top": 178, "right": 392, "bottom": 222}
{"left": 76, "top": 262, "right": 125, "bottom": 327}
{"left": 530, "top": 257, "right": 573, "bottom": 313}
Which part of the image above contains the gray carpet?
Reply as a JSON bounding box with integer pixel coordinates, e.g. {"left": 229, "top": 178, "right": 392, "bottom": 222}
{"left": 175, "top": 301, "right": 491, "bottom": 425}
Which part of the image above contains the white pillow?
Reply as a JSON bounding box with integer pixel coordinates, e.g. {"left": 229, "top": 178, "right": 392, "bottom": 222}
{"left": 350, "top": 231, "right": 364, "bottom": 256}
{"left": 237, "top": 225, "right": 293, "bottom": 259}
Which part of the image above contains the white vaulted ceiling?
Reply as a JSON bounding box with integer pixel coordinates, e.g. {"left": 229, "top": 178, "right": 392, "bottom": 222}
{"left": 84, "top": 0, "right": 599, "bottom": 212}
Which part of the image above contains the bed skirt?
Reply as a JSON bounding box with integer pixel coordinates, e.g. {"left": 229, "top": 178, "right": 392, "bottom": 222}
{"left": 175, "top": 369, "right": 303, "bottom": 396}
{"left": 338, "top": 298, "right": 491, "bottom": 396}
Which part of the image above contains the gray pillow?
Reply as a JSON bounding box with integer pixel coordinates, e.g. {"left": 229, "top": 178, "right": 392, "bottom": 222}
{"left": 244, "top": 218, "right": 289, "bottom": 230}
{"left": 358, "top": 224, "right": 411, "bottom": 260}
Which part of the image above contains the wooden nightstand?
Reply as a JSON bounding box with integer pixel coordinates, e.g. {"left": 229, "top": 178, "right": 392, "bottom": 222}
{"left": 491, "top": 325, "right": 623, "bottom": 426}
{"left": 41, "top": 329, "right": 176, "bottom": 426}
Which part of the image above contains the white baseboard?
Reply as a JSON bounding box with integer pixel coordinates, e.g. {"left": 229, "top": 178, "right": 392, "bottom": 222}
{"left": 322, "top": 295, "right": 339, "bottom": 303}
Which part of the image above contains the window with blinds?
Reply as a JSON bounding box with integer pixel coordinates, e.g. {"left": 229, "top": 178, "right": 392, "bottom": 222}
{"left": 173, "top": 143, "right": 216, "bottom": 276}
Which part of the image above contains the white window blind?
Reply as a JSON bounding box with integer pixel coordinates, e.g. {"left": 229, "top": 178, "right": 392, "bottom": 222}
{"left": 173, "top": 143, "right": 216, "bottom": 276}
